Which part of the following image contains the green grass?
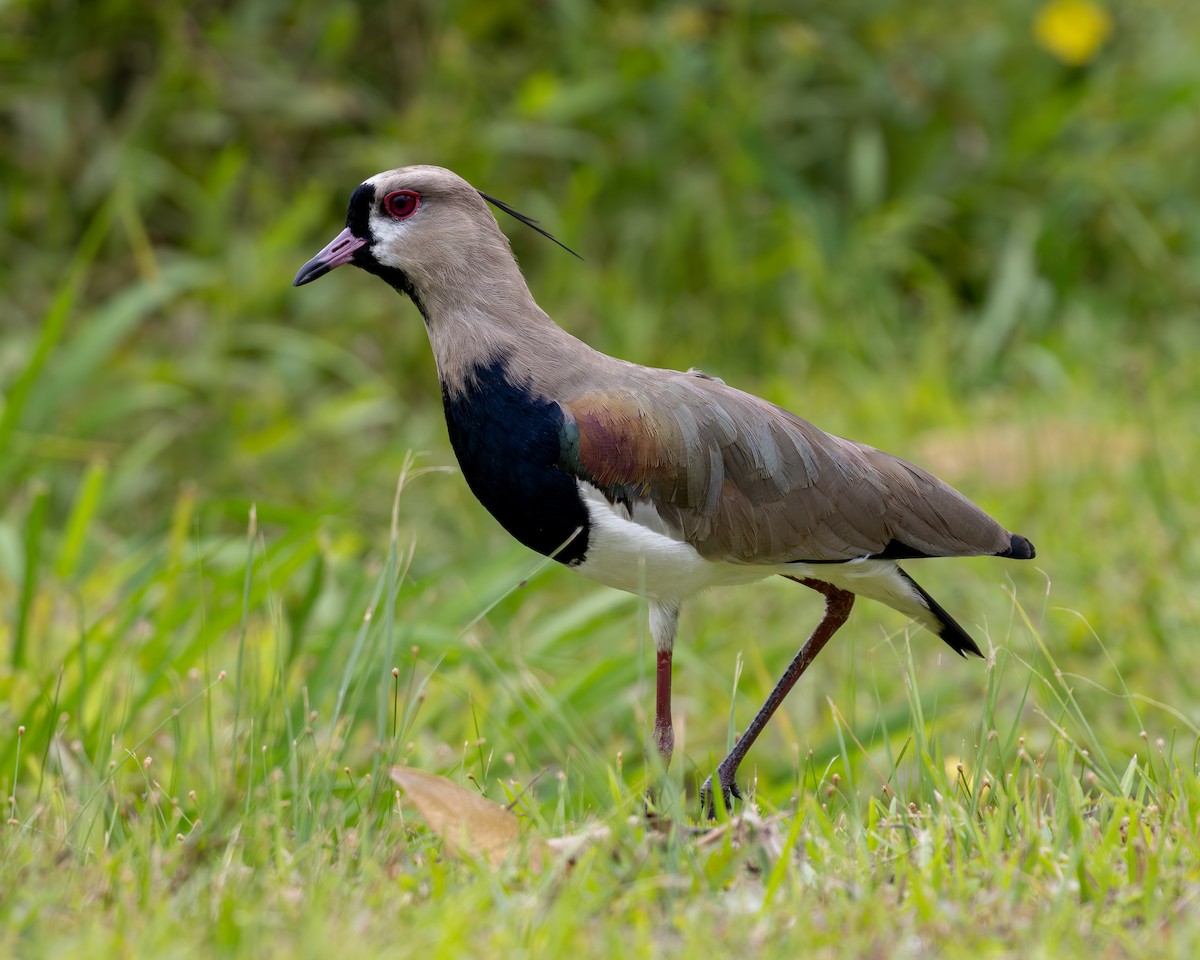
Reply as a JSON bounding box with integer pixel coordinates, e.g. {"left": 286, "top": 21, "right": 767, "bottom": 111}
{"left": 4, "top": 0, "right": 1200, "bottom": 956}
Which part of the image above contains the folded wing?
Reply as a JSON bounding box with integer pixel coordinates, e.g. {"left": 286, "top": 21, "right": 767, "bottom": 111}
{"left": 557, "top": 370, "right": 1023, "bottom": 566}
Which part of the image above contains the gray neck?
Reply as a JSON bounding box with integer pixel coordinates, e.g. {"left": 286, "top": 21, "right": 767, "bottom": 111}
{"left": 418, "top": 259, "right": 598, "bottom": 395}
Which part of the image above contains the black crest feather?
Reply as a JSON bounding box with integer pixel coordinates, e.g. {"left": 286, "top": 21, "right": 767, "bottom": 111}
{"left": 478, "top": 191, "right": 582, "bottom": 260}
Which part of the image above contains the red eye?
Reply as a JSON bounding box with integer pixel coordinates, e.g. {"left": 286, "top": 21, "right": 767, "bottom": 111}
{"left": 383, "top": 190, "right": 420, "bottom": 220}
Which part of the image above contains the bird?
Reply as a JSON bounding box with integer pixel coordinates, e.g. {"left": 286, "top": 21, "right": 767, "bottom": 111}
{"left": 294, "top": 165, "right": 1036, "bottom": 817}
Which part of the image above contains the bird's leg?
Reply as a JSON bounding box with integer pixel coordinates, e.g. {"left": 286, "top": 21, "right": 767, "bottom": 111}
{"left": 645, "top": 601, "right": 680, "bottom": 810}
{"left": 654, "top": 646, "right": 674, "bottom": 768}
{"left": 701, "top": 578, "right": 854, "bottom": 819}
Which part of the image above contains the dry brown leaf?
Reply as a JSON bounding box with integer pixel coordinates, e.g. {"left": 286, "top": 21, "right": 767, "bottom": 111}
{"left": 390, "top": 767, "right": 547, "bottom": 869}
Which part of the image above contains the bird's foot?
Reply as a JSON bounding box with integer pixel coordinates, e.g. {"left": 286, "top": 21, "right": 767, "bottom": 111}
{"left": 699, "top": 762, "right": 743, "bottom": 820}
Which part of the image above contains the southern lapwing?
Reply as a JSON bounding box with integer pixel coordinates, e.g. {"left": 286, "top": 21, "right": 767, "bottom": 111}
{"left": 294, "top": 165, "right": 1036, "bottom": 817}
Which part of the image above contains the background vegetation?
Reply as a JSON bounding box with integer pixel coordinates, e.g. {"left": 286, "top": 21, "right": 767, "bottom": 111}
{"left": 3, "top": 0, "right": 1200, "bottom": 956}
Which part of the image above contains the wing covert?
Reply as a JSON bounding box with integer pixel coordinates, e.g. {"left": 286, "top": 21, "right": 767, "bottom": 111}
{"left": 555, "top": 369, "right": 1014, "bottom": 565}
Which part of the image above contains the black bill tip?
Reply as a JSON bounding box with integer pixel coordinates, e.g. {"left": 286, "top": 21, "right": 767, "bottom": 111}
{"left": 293, "top": 227, "right": 368, "bottom": 287}
{"left": 293, "top": 257, "right": 332, "bottom": 287}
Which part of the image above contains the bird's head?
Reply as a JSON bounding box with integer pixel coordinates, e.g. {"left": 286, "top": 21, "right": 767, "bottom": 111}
{"left": 293, "top": 165, "right": 577, "bottom": 315}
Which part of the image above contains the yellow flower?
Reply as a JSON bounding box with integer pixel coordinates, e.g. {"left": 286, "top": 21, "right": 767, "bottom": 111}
{"left": 1035, "top": 0, "right": 1113, "bottom": 65}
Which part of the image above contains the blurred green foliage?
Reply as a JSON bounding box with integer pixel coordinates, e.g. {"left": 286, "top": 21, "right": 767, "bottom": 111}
{"left": 2, "top": 0, "right": 1200, "bottom": 841}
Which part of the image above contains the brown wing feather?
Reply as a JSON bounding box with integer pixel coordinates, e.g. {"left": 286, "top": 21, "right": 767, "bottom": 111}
{"left": 560, "top": 370, "right": 1014, "bottom": 564}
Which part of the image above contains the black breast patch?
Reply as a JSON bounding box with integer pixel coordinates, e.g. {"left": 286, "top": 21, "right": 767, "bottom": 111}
{"left": 442, "top": 359, "right": 590, "bottom": 565}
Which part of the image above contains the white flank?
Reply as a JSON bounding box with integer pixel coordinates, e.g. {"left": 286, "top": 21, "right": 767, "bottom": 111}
{"left": 572, "top": 482, "right": 941, "bottom": 637}
{"left": 571, "top": 482, "right": 755, "bottom": 599}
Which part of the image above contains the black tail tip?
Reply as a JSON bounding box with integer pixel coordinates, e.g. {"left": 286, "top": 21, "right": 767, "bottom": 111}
{"left": 949, "top": 632, "right": 987, "bottom": 660}
{"left": 898, "top": 568, "right": 985, "bottom": 659}
{"left": 935, "top": 618, "right": 985, "bottom": 659}
{"left": 999, "top": 534, "right": 1035, "bottom": 560}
